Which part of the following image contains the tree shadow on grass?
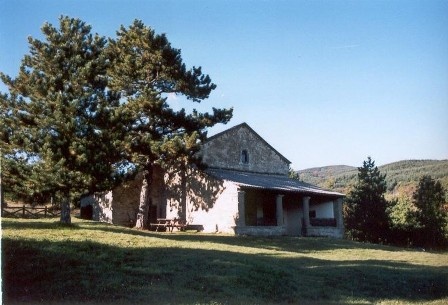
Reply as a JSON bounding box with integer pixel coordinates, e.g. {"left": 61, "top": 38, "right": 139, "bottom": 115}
{"left": 2, "top": 218, "right": 436, "bottom": 255}
{"left": 77, "top": 221, "right": 417, "bottom": 255}
{"left": 1, "top": 218, "right": 81, "bottom": 231}
{"left": 2, "top": 233, "right": 448, "bottom": 305}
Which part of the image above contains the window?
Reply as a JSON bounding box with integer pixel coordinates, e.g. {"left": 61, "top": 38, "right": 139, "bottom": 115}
{"left": 241, "top": 149, "right": 249, "bottom": 164}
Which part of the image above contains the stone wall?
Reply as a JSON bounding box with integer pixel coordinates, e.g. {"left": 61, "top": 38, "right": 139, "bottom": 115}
{"left": 80, "top": 194, "right": 112, "bottom": 223}
{"left": 166, "top": 170, "right": 238, "bottom": 233}
{"left": 201, "top": 124, "right": 290, "bottom": 175}
{"left": 307, "top": 226, "right": 344, "bottom": 238}
{"left": 310, "top": 200, "right": 335, "bottom": 218}
{"left": 95, "top": 192, "right": 114, "bottom": 224}
{"left": 235, "top": 226, "right": 287, "bottom": 236}
{"left": 82, "top": 167, "right": 166, "bottom": 227}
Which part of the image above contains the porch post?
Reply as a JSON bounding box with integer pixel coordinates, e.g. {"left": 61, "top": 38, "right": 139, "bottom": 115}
{"left": 237, "top": 190, "right": 246, "bottom": 226}
{"left": 276, "top": 194, "right": 284, "bottom": 226}
{"left": 302, "top": 196, "right": 311, "bottom": 229}
{"left": 335, "top": 198, "right": 344, "bottom": 229}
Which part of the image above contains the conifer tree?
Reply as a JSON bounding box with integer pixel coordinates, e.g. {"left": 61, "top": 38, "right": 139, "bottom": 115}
{"left": 0, "top": 16, "right": 125, "bottom": 223}
{"left": 107, "top": 20, "right": 232, "bottom": 229}
{"left": 344, "top": 157, "right": 390, "bottom": 243}
{"left": 411, "top": 175, "right": 447, "bottom": 248}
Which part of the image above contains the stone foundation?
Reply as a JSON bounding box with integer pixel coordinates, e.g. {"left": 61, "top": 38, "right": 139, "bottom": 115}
{"left": 306, "top": 226, "right": 344, "bottom": 238}
{"left": 234, "top": 226, "right": 287, "bottom": 236}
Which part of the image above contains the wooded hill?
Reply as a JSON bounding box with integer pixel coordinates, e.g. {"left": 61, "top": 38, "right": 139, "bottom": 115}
{"left": 297, "top": 160, "right": 448, "bottom": 200}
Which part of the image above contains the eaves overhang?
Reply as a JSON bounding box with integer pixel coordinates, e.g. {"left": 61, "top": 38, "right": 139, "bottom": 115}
{"left": 206, "top": 168, "right": 345, "bottom": 197}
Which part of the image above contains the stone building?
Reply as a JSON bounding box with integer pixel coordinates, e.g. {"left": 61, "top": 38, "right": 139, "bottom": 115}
{"left": 81, "top": 122, "right": 345, "bottom": 237}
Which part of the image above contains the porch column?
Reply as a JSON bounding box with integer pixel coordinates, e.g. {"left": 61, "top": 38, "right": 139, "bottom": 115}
{"left": 335, "top": 198, "right": 344, "bottom": 229}
{"left": 237, "top": 190, "right": 246, "bottom": 226}
{"left": 302, "top": 196, "right": 311, "bottom": 229}
{"left": 276, "top": 194, "right": 284, "bottom": 226}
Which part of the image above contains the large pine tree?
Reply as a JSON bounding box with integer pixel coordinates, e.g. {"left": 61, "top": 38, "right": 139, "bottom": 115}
{"left": 106, "top": 20, "right": 233, "bottom": 229}
{"left": 344, "top": 157, "right": 390, "bottom": 243}
{"left": 0, "top": 16, "right": 126, "bottom": 223}
{"left": 1, "top": 17, "right": 232, "bottom": 226}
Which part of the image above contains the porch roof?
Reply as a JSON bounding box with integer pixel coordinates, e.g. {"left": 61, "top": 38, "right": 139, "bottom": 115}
{"left": 206, "top": 168, "right": 344, "bottom": 197}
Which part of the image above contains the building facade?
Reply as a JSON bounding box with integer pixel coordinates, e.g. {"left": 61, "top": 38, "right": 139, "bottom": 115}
{"left": 82, "top": 123, "right": 345, "bottom": 237}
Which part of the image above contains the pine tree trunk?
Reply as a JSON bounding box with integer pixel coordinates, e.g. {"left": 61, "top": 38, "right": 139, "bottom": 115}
{"left": 0, "top": 172, "right": 5, "bottom": 217}
{"left": 135, "top": 166, "right": 153, "bottom": 229}
{"left": 179, "top": 164, "right": 187, "bottom": 222}
{"left": 60, "top": 194, "right": 71, "bottom": 224}
{"left": 0, "top": 171, "right": 4, "bottom": 210}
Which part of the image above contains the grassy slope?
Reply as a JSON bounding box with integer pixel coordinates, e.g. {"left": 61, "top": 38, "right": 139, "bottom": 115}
{"left": 2, "top": 218, "right": 448, "bottom": 305}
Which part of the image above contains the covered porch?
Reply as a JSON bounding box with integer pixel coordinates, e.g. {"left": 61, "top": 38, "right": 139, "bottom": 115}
{"left": 206, "top": 169, "right": 345, "bottom": 238}
{"left": 235, "top": 189, "right": 344, "bottom": 237}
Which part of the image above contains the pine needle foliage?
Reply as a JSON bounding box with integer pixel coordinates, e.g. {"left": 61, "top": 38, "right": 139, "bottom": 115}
{"left": 0, "top": 16, "right": 127, "bottom": 222}
{"left": 411, "top": 175, "right": 447, "bottom": 248}
{"left": 106, "top": 20, "right": 232, "bottom": 228}
{"left": 1, "top": 17, "right": 233, "bottom": 227}
{"left": 344, "top": 157, "right": 390, "bottom": 243}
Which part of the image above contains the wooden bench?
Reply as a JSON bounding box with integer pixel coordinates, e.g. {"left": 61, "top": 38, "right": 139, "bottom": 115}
{"left": 150, "top": 218, "right": 187, "bottom": 232}
{"left": 169, "top": 219, "right": 187, "bottom": 231}
{"left": 150, "top": 220, "right": 168, "bottom": 232}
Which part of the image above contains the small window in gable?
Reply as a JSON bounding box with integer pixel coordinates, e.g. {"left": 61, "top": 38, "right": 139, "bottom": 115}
{"left": 241, "top": 149, "right": 249, "bottom": 164}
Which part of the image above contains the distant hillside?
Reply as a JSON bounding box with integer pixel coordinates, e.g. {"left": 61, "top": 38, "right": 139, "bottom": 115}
{"left": 297, "top": 160, "right": 448, "bottom": 199}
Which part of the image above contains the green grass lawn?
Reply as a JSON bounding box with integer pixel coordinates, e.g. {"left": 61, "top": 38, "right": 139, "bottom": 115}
{"left": 2, "top": 217, "right": 447, "bottom": 305}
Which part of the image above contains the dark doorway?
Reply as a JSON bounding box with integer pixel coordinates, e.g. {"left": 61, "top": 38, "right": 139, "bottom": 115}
{"left": 149, "top": 205, "right": 158, "bottom": 224}
{"left": 80, "top": 205, "right": 93, "bottom": 220}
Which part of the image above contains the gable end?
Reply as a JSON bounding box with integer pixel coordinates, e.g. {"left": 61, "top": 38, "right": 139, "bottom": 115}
{"left": 201, "top": 123, "right": 291, "bottom": 175}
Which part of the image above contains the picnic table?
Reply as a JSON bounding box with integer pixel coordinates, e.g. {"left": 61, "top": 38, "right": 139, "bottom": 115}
{"left": 150, "top": 218, "right": 187, "bottom": 232}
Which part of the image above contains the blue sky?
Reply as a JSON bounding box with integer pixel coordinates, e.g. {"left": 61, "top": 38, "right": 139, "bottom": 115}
{"left": 1, "top": 0, "right": 447, "bottom": 169}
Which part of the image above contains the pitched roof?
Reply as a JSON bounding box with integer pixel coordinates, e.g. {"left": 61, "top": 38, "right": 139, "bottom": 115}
{"left": 206, "top": 168, "right": 344, "bottom": 197}
{"left": 206, "top": 122, "right": 291, "bottom": 165}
